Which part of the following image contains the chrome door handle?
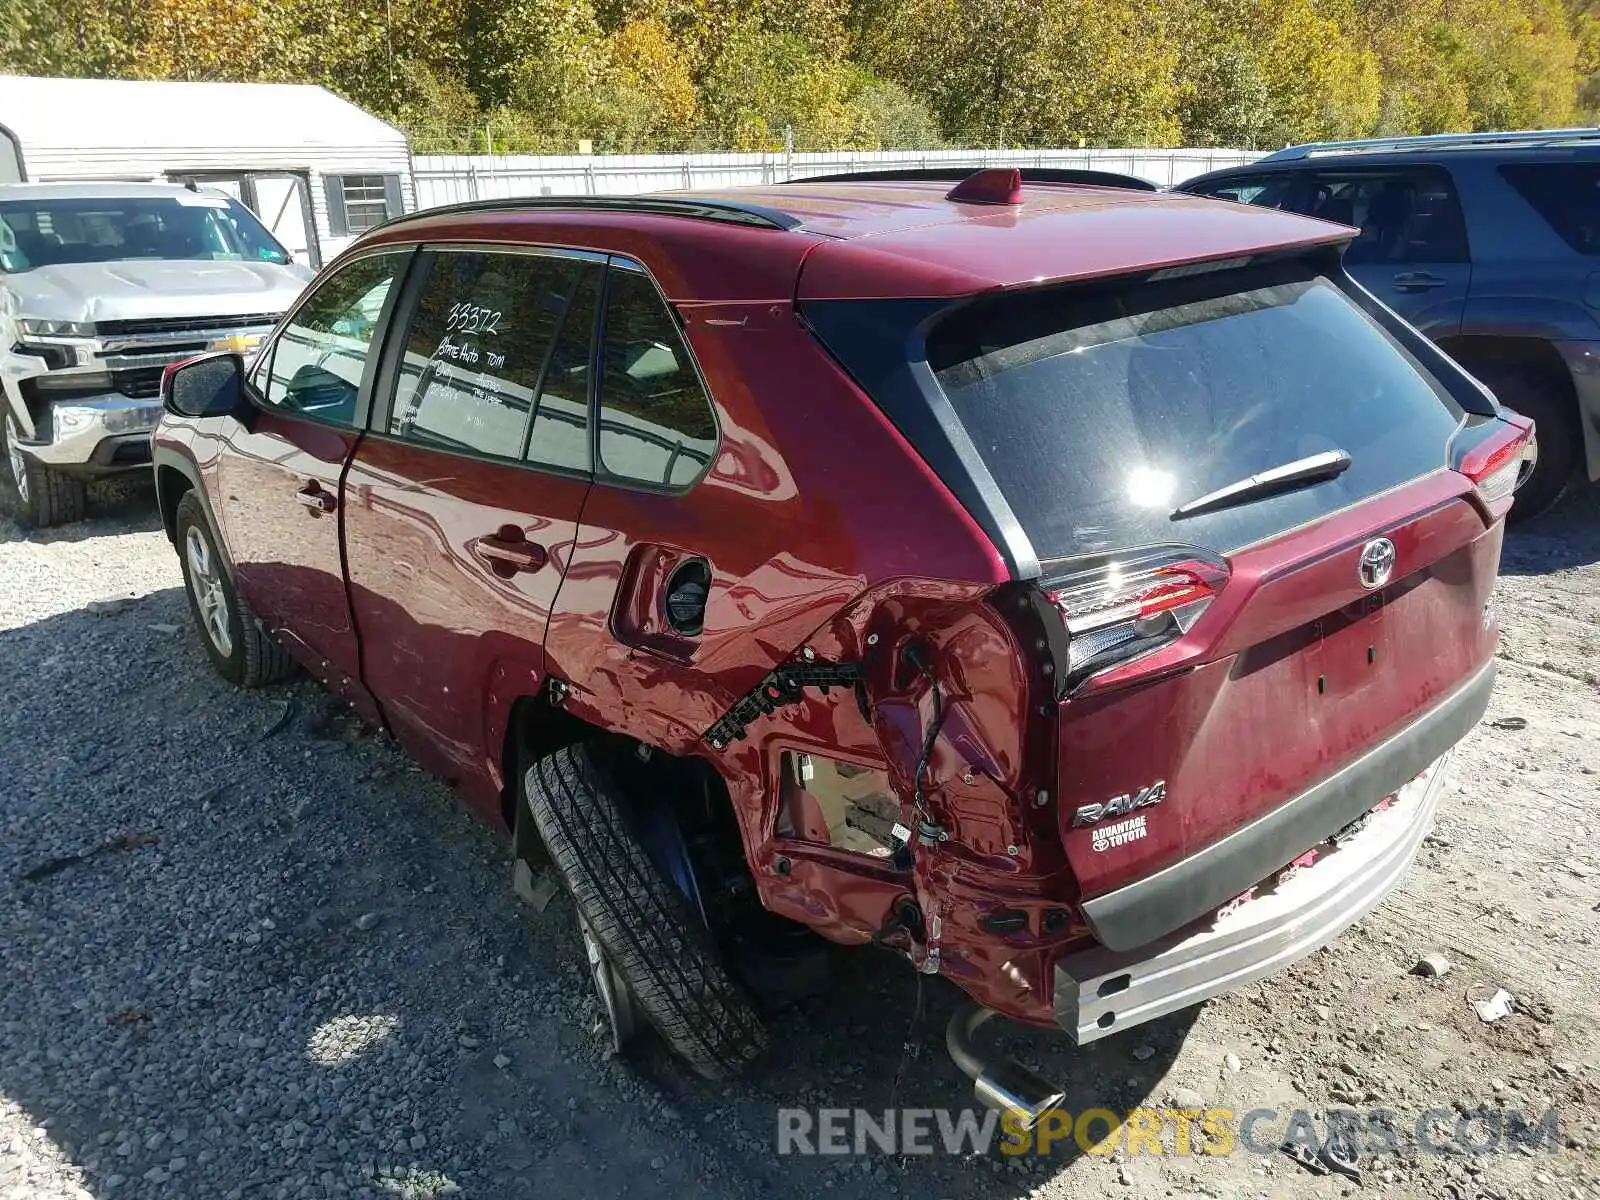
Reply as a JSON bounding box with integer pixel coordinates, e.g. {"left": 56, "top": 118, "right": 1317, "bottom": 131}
{"left": 295, "top": 483, "right": 336, "bottom": 514}
{"left": 473, "top": 534, "right": 548, "bottom": 574}
{"left": 1392, "top": 271, "right": 1447, "bottom": 291}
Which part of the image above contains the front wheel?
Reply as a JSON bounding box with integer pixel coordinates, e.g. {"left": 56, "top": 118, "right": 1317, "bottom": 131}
{"left": 522, "top": 740, "right": 768, "bottom": 1079}
{"left": 174, "top": 491, "right": 294, "bottom": 687}
{"left": 3, "top": 412, "right": 85, "bottom": 528}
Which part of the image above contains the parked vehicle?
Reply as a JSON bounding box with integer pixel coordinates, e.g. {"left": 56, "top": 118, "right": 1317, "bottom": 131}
{"left": 154, "top": 169, "right": 1518, "bottom": 1116}
{"left": 0, "top": 182, "right": 310, "bottom": 526}
{"left": 1179, "top": 128, "right": 1600, "bottom": 517}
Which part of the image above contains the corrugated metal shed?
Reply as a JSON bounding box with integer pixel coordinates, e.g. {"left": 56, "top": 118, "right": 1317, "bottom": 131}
{"left": 0, "top": 75, "right": 413, "bottom": 263}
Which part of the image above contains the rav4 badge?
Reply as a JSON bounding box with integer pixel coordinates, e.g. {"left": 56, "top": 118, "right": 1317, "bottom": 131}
{"left": 1071, "top": 780, "right": 1166, "bottom": 829}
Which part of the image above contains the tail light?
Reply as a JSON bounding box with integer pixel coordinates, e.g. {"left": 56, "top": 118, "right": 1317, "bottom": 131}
{"left": 1043, "top": 546, "right": 1230, "bottom": 690}
{"left": 1458, "top": 417, "right": 1535, "bottom": 508}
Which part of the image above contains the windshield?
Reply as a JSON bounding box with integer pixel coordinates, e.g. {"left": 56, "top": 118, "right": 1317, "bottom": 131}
{"left": 0, "top": 194, "right": 290, "bottom": 273}
{"left": 925, "top": 262, "right": 1464, "bottom": 561}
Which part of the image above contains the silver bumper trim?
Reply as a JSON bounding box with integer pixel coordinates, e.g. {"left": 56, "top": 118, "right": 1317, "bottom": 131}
{"left": 1055, "top": 751, "right": 1451, "bottom": 1044}
{"left": 17, "top": 396, "right": 163, "bottom": 467}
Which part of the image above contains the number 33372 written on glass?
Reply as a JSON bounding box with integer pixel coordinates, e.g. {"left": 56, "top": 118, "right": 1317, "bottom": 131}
{"left": 447, "top": 303, "right": 503, "bottom": 335}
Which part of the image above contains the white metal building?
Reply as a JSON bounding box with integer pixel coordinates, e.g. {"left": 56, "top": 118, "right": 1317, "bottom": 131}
{"left": 0, "top": 75, "right": 413, "bottom": 266}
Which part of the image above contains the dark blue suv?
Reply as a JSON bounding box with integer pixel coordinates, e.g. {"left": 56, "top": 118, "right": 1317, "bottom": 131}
{"left": 1181, "top": 129, "right": 1600, "bottom": 516}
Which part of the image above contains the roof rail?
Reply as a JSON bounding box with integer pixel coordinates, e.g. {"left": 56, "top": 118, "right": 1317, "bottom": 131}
{"left": 787, "top": 166, "right": 1158, "bottom": 192}
{"left": 1258, "top": 127, "right": 1600, "bottom": 163}
{"left": 375, "top": 194, "right": 804, "bottom": 235}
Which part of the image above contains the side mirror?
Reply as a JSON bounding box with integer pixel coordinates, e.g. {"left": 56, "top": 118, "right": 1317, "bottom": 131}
{"left": 162, "top": 352, "right": 247, "bottom": 419}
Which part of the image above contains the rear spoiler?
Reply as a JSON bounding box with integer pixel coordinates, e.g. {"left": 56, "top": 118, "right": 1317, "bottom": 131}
{"left": 787, "top": 167, "right": 1158, "bottom": 192}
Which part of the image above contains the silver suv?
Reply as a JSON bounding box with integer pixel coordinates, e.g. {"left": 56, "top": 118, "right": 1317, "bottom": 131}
{"left": 1, "top": 182, "right": 311, "bottom": 526}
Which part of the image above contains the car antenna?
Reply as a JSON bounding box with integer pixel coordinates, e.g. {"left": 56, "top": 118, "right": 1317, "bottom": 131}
{"left": 946, "top": 168, "right": 1024, "bottom": 206}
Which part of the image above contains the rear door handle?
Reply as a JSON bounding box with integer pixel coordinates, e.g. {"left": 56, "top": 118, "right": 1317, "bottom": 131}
{"left": 1391, "top": 271, "right": 1448, "bottom": 291}
{"left": 295, "top": 481, "right": 336, "bottom": 515}
{"left": 473, "top": 532, "right": 548, "bottom": 575}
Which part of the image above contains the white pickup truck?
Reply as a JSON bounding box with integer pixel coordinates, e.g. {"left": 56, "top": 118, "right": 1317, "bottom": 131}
{"left": 1, "top": 181, "right": 311, "bottom": 526}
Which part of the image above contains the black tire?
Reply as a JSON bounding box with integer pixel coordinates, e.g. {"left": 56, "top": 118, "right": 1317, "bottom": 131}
{"left": 174, "top": 491, "right": 295, "bottom": 687}
{"left": 523, "top": 741, "right": 768, "bottom": 1079}
{"left": 3, "top": 412, "right": 86, "bottom": 528}
{"left": 1479, "top": 368, "right": 1578, "bottom": 521}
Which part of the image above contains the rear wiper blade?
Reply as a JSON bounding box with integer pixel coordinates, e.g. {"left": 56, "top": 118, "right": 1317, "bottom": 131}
{"left": 1170, "top": 449, "right": 1352, "bottom": 520}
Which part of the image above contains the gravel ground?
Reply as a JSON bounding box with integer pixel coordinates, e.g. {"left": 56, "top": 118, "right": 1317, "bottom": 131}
{"left": 2, "top": 477, "right": 1598, "bottom": 1200}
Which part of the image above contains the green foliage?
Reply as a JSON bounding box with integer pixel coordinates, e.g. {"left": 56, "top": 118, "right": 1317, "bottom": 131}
{"left": 847, "top": 71, "right": 944, "bottom": 149}
{"left": 585, "top": 18, "right": 702, "bottom": 150}
{"left": 1359, "top": 0, "right": 1580, "bottom": 135}
{"left": 0, "top": 0, "right": 1594, "bottom": 150}
{"left": 700, "top": 23, "right": 871, "bottom": 149}
{"left": 0, "top": 0, "right": 149, "bottom": 77}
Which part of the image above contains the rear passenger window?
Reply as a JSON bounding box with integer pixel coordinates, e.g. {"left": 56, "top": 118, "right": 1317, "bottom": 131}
{"left": 527, "top": 264, "right": 600, "bottom": 474}
{"left": 597, "top": 262, "right": 717, "bottom": 488}
{"left": 1302, "top": 169, "right": 1468, "bottom": 265}
{"left": 388, "top": 249, "right": 590, "bottom": 463}
{"left": 1501, "top": 163, "right": 1600, "bottom": 254}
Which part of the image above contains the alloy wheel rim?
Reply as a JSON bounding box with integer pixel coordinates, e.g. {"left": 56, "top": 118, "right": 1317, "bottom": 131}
{"left": 185, "top": 526, "right": 234, "bottom": 657}
{"left": 5, "top": 415, "right": 28, "bottom": 503}
{"left": 577, "top": 910, "right": 636, "bottom": 1053}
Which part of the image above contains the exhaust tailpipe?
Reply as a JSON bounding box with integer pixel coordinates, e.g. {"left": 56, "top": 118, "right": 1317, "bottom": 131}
{"left": 946, "top": 1003, "right": 1067, "bottom": 1130}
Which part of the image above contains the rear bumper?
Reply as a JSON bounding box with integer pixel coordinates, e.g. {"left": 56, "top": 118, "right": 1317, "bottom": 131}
{"left": 1055, "top": 746, "right": 1452, "bottom": 1044}
{"left": 1079, "top": 658, "right": 1494, "bottom": 952}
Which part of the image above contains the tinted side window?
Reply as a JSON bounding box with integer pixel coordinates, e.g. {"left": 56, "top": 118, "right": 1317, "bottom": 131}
{"left": 1501, "top": 163, "right": 1600, "bottom": 254}
{"left": 389, "top": 249, "right": 586, "bottom": 462}
{"left": 1193, "top": 174, "right": 1300, "bottom": 210}
{"left": 597, "top": 263, "right": 717, "bottom": 488}
{"left": 262, "top": 251, "right": 406, "bottom": 425}
{"left": 528, "top": 263, "right": 600, "bottom": 474}
{"left": 1304, "top": 169, "right": 1468, "bottom": 265}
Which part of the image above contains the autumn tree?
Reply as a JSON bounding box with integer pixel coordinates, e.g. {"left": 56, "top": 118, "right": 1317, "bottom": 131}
{"left": 1, "top": 0, "right": 1593, "bottom": 152}
{"left": 855, "top": 0, "right": 1181, "bottom": 145}
{"left": 1358, "top": 0, "right": 1579, "bottom": 133}
{"left": 0, "top": 0, "right": 149, "bottom": 77}
{"left": 699, "top": 21, "right": 869, "bottom": 148}
{"left": 847, "top": 70, "right": 944, "bottom": 148}
{"left": 589, "top": 18, "right": 701, "bottom": 150}
{"left": 130, "top": 0, "right": 278, "bottom": 81}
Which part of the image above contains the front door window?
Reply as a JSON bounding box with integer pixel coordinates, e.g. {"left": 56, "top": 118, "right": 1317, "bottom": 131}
{"left": 260, "top": 251, "right": 408, "bottom": 427}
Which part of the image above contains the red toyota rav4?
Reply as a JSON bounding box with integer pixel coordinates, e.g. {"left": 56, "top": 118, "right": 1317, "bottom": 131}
{"left": 154, "top": 168, "right": 1524, "bottom": 1117}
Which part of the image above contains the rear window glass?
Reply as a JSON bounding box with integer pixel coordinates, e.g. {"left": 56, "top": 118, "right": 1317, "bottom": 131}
{"left": 1500, "top": 163, "right": 1600, "bottom": 255}
{"left": 928, "top": 262, "right": 1463, "bottom": 561}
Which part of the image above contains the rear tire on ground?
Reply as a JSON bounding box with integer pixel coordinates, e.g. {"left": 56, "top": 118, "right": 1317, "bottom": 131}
{"left": 3, "top": 412, "right": 86, "bottom": 528}
{"left": 522, "top": 740, "right": 769, "bottom": 1080}
{"left": 174, "top": 491, "right": 295, "bottom": 687}
{"left": 1478, "top": 368, "right": 1579, "bottom": 521}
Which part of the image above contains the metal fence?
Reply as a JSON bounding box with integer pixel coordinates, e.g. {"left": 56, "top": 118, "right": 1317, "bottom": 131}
{"left": 410, "top": 146, "right": 1261, "bottom": 207}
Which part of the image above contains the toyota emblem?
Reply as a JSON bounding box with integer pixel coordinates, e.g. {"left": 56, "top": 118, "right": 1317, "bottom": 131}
{"left": 1358, "top": 537, "right": 1396, "bottom": 589}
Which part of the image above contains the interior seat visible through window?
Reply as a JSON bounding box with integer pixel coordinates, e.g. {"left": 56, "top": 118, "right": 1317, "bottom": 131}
{"left": 596, "top": 261, "right": 718, "bottom": 489}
